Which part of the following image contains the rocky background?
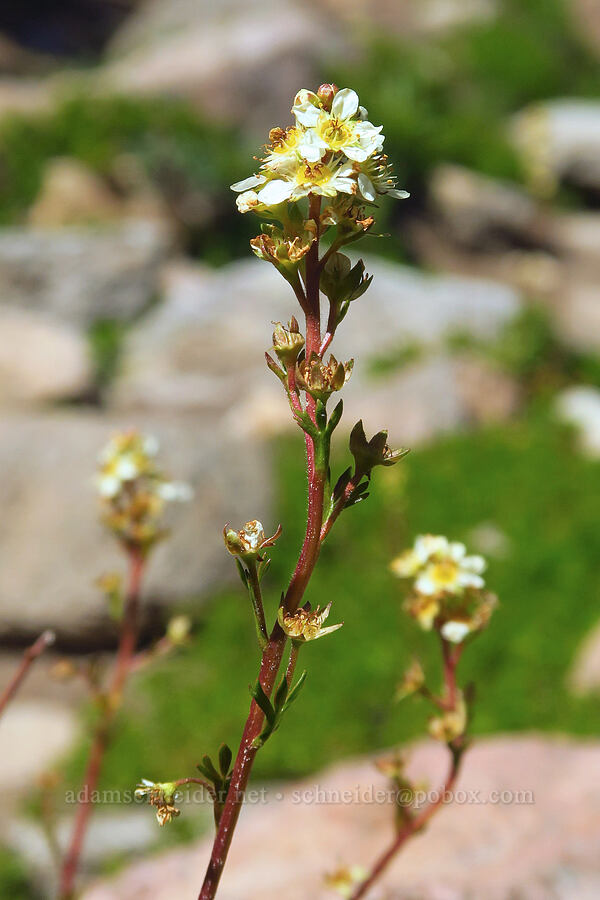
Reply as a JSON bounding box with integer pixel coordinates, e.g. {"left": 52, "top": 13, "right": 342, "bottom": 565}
{"left": 0, "top": 1, "right": 600, "bottom": 897}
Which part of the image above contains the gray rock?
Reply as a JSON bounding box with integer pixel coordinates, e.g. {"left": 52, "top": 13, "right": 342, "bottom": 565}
{"left": 554, "top": 280, "right": 600, "bottom": 353}
{"left": 0, "top": 411, "right": 272, "bottom": 645}
{"left": 0, "top": 700, "right": 76, "bottom": 796}
{"left": 512, "top": 100, "right": 600, "bottom": 190}
{"left": 429, "top": 164, "right": 542, "bottom": 247}
{"left": 7, "top": 811, "right": 159, "bottom": 896}
{"left": 0, "top": 307, "right": 93, "bottom": 405}
{"left": 0, "top": 222, "right": 172, "bottom": 328}
{"left": 102, "top": 0, "right": 337, "bottom": 134}
{"left": 83, "top": 736, "right": 600, "bottom": 900}
{"left": 113, "top": 257, "right": 520, "bottom": 421}
{"left": 555, "top": 385, "right": 600, "bottom": 456}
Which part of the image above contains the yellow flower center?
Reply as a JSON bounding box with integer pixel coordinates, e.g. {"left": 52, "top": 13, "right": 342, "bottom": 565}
{"left": 429, "top": 560, "right": 459, "bottom": 588}
{"left": 317, "top": 115, "right": 355, "bottom": 151}
{"left": 296, "top": 161, "right": 333, "bottom": 187}
{"left": 269, "top": 126, "right": 301, "bottom": 155}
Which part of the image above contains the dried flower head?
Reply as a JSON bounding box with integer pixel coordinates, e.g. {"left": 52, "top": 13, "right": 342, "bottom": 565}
{"left": 223, "top": 520, "right": 281, "bottom": 561}
{"left": 135, "top": 779, "right": 181, "bottom": 826}
{"left": 278, "top": 601, "right": 343, "bottom": 642}
{"left": 296, "top": 353, "right": 353, "bottom": 402}
{"left": 324, "top": 865, "right": 368, "bottom": 898}
{"left": 349, "top": 420, "right": 408, "bottom": 477}
{"left": 272, "top": 317, "right": 305, "bottom": 366}
{"left": 428, "top": 694, "right": 467, "bottom": 744}
{"left": 395, "top": 658, "right": 425, "bottom": 701}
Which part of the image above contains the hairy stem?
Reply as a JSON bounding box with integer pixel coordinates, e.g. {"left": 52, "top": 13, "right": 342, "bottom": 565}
{"left": 58, "top": 548, "right": 144, "bottom": 899}
{"left": 246, "top": 560, "right": 269, "bottom": 646}
{"left": 0, "top": 629, "right": 55, "bottom": 718}
{"left": 198, "top": 196, "right": 325, "bottom": 900}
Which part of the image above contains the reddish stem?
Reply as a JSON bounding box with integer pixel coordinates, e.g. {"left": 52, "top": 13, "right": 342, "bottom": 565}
{"left": 198, "top": 196, "right": 325, "bottom": 900}
{"left": 350, "top": 633, "right": 466, "bottom": 899}
{"left": 349, "top": 750, "right": 464, "bottom": 900}
{"left": 58, "top": 548, "right": 144, "bottom": 899}
{"left": 0, "top": 629, "right": 55, "bottom": 718}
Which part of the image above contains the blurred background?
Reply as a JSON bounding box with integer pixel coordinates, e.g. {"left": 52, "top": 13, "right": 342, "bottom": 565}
{"left": 0, "top": 0, "right": 599, "bottom": 897}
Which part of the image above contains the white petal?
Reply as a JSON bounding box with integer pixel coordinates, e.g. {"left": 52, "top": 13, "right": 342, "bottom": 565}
{"left": 449, "top": 542, "right": 467, "bottom": 561}
{"left": 344, "top": 146, "right": 370, "bottom": 163}
{"left": 98, "top": 475, "right": 120, "bottom": 498}
{"left": 387, "top": 189, "right": 410, "bottom": 199}
{"left": 357, "top": 173, "right": 376, "bottom": 202}
{"left": 257, "top": 180, "right": 294, "bottom": 205}
{"left": 297, "top": 130, "right": 327, "bottom": 162}
{"left": 358, "top": 105, "right": 369, "bottom": 120}
{"left": 332, "top": 88, "right": 359, "bottom": 121}
{"left": 464, "top": 555, "right": 486, "bottom": 573}
{"left": 230, "top": 174, "right": 266, "bottom": 192}
{"left": 441, "top": 621, "right": 471, "bottom": 643}
{"left": 414, "top": 573, "right": 436, "bottom": 595}
{"left": 292, "top": 91, "right": 321, "bottom": 127}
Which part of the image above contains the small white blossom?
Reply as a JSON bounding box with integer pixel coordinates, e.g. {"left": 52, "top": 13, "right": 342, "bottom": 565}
{"left": 440, "top": 620, "right": 472, "bottom": 644}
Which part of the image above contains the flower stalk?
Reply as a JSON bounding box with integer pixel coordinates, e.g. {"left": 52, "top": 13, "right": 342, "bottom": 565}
{"left": 197, "top": 83, "right": 409, "bottom": 898}
{"left": 0, "top": 629, "right": 55, "bottom": 719}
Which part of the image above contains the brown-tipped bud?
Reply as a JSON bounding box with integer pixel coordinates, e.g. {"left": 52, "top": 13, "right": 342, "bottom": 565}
{"left": 296, "top": 353, "right": 353, "bottom": 402}
{"left": 272, "top": 317, "right": 305, "bottom": 366}
{"left": 317, "top": 83, "right": 339, "bottom": 111}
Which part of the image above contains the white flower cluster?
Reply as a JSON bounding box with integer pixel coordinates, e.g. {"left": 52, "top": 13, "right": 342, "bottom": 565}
{"left": 231, "top": 87, "right": 408, "bottom": 213}
{"left": 391, "top": 535, "right": 490, "bottom": 644}
{"left": 96, "top": 432, "right": 193, "bottom": 504}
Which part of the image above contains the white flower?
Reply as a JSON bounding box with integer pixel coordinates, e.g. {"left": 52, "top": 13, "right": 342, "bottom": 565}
{"left": 440, "top": 621, "right": 472, "bottom": 644}
{"left": 97, "top": 474, "right": 121, "bottom": 498}
{"left": 255, "top": 158, "right": 357, "bottom": 205}
{"left": 414, "top": 535, "right": 450, "bottom": 563}
{"left": 356, "top": 154, "right": 410, "bottom": 202}
{"left": 236, "top": 190, "right": 260, "bottom": 213}
{"left": 415, "top": 547, "right": 485, "bottom": 596}
{"left": 157, "top": 481, "right": 194, "bottom": 502}
{"left": 291, "top": 89, "right": 322, "bottom": 127}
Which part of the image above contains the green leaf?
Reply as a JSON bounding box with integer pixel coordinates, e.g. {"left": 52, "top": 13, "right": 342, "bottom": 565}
{"left": 284, "top": 670, "right": 308, "bottom": 709}
{"left": 274, "top": 677, "right": 289, "bottom": 714}
{"left": 235, "top": 559, "right": 248, "bottom": 588}
{"left": 249, "top": 681, "right": 276, "bottom": 726}
{"left": 218, "top": 743, "right": 233, "bottom": 777}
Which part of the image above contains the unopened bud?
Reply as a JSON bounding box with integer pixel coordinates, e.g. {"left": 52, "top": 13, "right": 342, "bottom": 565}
{"left": 317, "top": 83, "right": 339, "bottom": 110}
{"left": 272, "top": 317, "right": 305, "bottom": 365}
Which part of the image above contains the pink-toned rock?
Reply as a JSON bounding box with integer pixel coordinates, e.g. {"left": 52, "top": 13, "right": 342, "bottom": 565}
{"left": 83, "top": 736, "right": 600, "bottom": 900}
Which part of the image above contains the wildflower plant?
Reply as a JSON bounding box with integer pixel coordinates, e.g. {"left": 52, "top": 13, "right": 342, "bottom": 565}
{"left": 126, "top": 84, "right": 409, "bottom": 899}
{"left": 333, "top": 535, "right": 497, "bottom": 899}
{"left": 57, "top": 431, "right": 191, "bottom": 898}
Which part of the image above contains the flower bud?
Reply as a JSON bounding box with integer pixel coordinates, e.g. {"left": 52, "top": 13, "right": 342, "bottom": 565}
{"left": 428, "top": 695, "right": 467, "bottom": 743}
{"left": 317, "top": 83, "right": 339, "bottom": 110}
{"left": 167, "top": 615, "right": 192, "bottom": 646}
{"left": 272, "top": 317, "right": 305, "bottom": 366}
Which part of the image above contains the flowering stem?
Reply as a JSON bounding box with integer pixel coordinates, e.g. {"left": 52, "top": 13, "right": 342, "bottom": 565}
{"left": 198, "top": 197, "right": 326, "bottom": 900}
{"left": 350, "top": 635, "right": 467, "bottom": 899}
{"left": 349, "top": 747, "right": 465, "bottom": 900}
{"left": 0, "top": 629, "right": 55, "bottom": 719}
{"left": 58, "top": 547, "right": 145, "bottom": 900}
